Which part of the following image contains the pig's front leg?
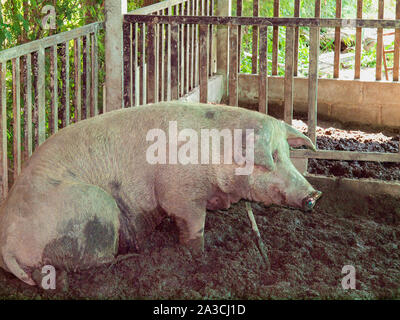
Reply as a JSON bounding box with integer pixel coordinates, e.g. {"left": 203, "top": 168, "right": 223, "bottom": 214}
{"left": 160, "top": 198, "right": 206, "bottom": 255}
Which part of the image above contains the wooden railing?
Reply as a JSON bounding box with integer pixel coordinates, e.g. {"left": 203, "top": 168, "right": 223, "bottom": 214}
{"left": 124, "top": 14, "right": 400, "bottom": 165}
{"left": 235, "top": 0, "right": 400, "bottom": 81}
{"left": 0, "top": 22, "right": 103, "bottom": 199}
{"left": 124, "top": 0, "right": 215, "bottom": 107}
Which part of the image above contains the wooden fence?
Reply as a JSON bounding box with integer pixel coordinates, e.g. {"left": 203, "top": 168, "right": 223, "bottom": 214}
{"left": 235, "top": 0, "right": 400, "bottom": 81}
{"left": 124, "top": 12, "right": 400, "bottom": 164}
{"left": 124, "top": 0, "right": 215, "bottom": 107}
{"left": 0, "top": 22, "right": 103, "bottom": 199}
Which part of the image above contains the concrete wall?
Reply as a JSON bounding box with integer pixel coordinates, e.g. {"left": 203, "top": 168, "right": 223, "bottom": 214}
{"left": 238, "top": 74, "right": 400, "bottom": 128}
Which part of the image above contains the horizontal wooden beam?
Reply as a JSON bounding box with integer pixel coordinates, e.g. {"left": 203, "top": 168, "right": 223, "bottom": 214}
{"left": 291, "top": 149, "right": 400, "bottom": 162}
{"left": 124, "top": 15, "right": 400, "bottom": 29}
{"left": 0, "top": 22, "right": 103, "bottom": 62}
{"left": 128, "top": 0, "right": 187, "bottom": 15}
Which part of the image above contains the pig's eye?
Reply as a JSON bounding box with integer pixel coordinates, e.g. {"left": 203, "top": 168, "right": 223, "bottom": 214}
{"left": 273, "top": 150, "right": 279, "bottom": 163}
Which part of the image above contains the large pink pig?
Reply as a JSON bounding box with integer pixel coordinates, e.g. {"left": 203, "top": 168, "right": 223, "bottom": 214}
{"left": 0, "top": 101, "right": 321, "bottom": 285}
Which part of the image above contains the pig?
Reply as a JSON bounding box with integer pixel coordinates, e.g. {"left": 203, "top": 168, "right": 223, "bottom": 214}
{"left": 0, "top": 101, "right": 321, "bottom": 286}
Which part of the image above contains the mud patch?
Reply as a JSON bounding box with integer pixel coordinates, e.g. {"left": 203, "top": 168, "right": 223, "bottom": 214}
{"left": 0, "top": 182, "right": 399, "bottom": 299}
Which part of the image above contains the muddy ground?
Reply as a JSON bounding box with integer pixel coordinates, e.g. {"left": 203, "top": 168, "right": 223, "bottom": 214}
{"left": 0, "top": 179, "right": 399, "bottom": 300}
{"left": 291, "top": 119, "right": 400, "bottom": 181}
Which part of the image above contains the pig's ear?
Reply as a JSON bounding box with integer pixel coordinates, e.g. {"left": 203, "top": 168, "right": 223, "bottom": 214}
{"left": 284, "top": 122, "right": 316, "bottom": 151}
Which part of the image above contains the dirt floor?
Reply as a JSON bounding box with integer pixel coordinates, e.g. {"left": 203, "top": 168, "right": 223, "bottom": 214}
{"left": 0, "top": 178, "right": 399, "bottom": 300}
{"left": 291, "top": 119, "right": 400, "bottom": 181}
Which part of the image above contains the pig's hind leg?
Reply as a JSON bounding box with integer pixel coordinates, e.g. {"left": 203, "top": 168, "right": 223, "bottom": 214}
{"left": 41, "top": 183, "right": 121, "bottom": 272}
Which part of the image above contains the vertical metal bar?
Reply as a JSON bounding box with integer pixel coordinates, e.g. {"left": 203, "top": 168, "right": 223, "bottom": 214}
{"left": 272, "top": 0, "right": 280, "bottom": 75}
{"left": 284, "top": 27, "right": 295, "bottom": 124}
{"left": 91, "top": 32, "right": 99, "bottom": 116}
{"left": 252, "top": 0, "right": 259, "bottom": 74}
{"left": 393, "top": 0, "right": 400, "bottom": 81}
{"left": 199, "top": 24, "right": 208, "bottom": 103}
{"left": 123, "top": 22, "right": 131, "bottom": 107}
{"left": 50, "top": 45, "right": 58, "bottom": 133}
{"left": 74, "top": 38, "right": 81, "bottom": 121}
{"left": 0, "top": 62, "right": 8, "bottom": 198}
{"left": 12, "top": 58, "right": 21, "bottom": 178}
{"left": 24, "top": 54, "right": 32, "bottom": 158}
{"left": 376, "top": 0, "right": 384, "bottom": 81}
{"left": 37, "top": 47, "right": 46, "bottom": 146}
{"left": 354, "top": 0, "right": 363, "bottom": 80}
{"left": 334, "top": 0, "right": 342, "bottom": 79}
{"left": 171, "top": 23, "right": 179, "bottom": 100}
{"left": 308, "top": 27, "right": 319, "bottom": 146}
{"left": 293, "top": 0, "right": 300, "bottom": 77}
{"left": 147, "top": 23, "right": 156, "bottom": 104}
{"left": 229, "top": 25, "right": 238, "bottom": 106}
{"left": 259, "top": 26, "right": 268, "bottom": 114}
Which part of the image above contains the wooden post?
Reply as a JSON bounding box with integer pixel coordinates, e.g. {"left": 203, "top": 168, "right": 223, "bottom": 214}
{"left": 258, "top": 25, "right": 268, "bottom": 114}
{"left": 147, "top": 23, "right": 156, "bottom": 103}
{"left": 376, "top": 0, "right": 384, "bottom": 81}
{"left": 37, "top": 47, "right": 46, "bottom": 146}
{"left": 216, "top": 0, "right": 231, "bottom": 98}
{"left": 74, "top": 38, "right": 81, "bottom": 122}
{"left": 105, "top": 0, "right": 127, "bottom": 110}
{"left": 229, "top": 25, "right": 238, "bottom": 106}
{"left": 199, "top": 24, "right": 209, "bottom": 103}
{"left": 237, "top": 0, "right": 242, "bottom": 73}
{"left": 272, "top": 0, "right": 279, "bottom": 76}
{"left": 393, "top": 0, "right": 400, "bottom": 81}
{"left": 334, "top": 0, "right": 342, "bottom": 79}
{"left": 0, "top": 62, "right": 8, "bottom": 199}
{"left": 293, "top": 0, "right": 300, "bottom": 77}
{"left": 24, "top": 54, "right": 32, "bottom": 158}
{"left": 354, "top": 0, "right": 363, "bottom": 80}
{"left": 252, "top": 0, "right": 259, "bottom": 74}
{"left": 308, "top": 27, "right": 319, "bottom": 146}
{"left": 12, "top": 58, "right": 21, "bottom": 178}
{"left": 284, "top": 27, "right": 294, "bottom": 124}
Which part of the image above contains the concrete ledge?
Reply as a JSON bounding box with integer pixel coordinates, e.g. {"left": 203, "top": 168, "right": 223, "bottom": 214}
{"left": 179, "top": 75, "right": 224, "bottom": 104}
{"left": 238, "top": 74, "right": 400, "bottom": 129}
{"left": 305, "top": 174, "right": 400, "bottom": 198}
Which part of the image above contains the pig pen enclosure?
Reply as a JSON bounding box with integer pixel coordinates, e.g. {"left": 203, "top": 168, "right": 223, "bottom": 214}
{"left": 0, "top": 0, "right": 400, "bottom": 299}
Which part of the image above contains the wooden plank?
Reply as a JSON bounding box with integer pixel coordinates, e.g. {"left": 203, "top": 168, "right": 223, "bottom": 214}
{"left": 284, "top": 27, "right": 295, "bottom": 124}
{"left": 199, "top": 24, "right": 208, "bottom": 103}
{"left": 252, "top": 0, "right": 259, "bottom": 74}
{"left": 129, "top": 0, "right": 186, "bottom": 15}
{"left": 376, "top": 0, "right": 384, "bottom": 81}
{"left": 194, "top": 0, "right": 200, "bottom": 87}
{"left": 190, "top": 1, "right": 195, "bottom": 89}
{"left": 209, "top": 0, "right": 214, "bottom": 76}
{"left": 62, "top": 41, "right": 70, "bottom": 127}
{"left": 37, "top": 47, "right": 45, "bottom": 146}
{"left": 74, "top": 38, "right": 81, "bottom": 122}
{"left": 393, "top": 0, "right": 400, "bottom": 81}
{"left": 0, "top": 22, "right": 103, "bottom": 62}
{"left": 315, "top": 0, "right": 321, "bottom": 18}
{"left": 123, "top": 22, "right": 131, "bottom": 107}
{"left": 334, "top": 0, "right": 342, "bottom": 79}
{"left": 171, "top": 23, "right": 179, "bottom": 100}
{"left": 229, "top": 25, "right": 238, "bottom": 106}
{"left": 138, "top": 24, "right": 145, "bottom": 105}
{"left": 146, "top": 23, "right": 156, "bottom": 104}
{"left": 12, "top": 58, "right": 21, "bottom": 178}
{"left": 91, "top": 32, "right": 99, "bottom": 116}
{"left": 84, "top": 35, "right": 91, "bottom": 118}
{"left": 354, "top": 0, "right": 363, "bottom": 80}
{"left": 237, "top": 0, "right": 243, "bottom": 73}
{"left": 124, "top": 15, "right": 400, "bottom": 29}
{"left": 258, "top": 25, "right": 268, "bottom": 114}
{"left": 272, "top": 0, "right": 279, "bottom": 75}
{"left": 291, "top": 149, "right": 400, "bottom": 163}
{"left": 158, "top": 15, "right": 163, "bottom": 102}
{"left": 50, "top": 45, "right": 58, "bottom": 133}
{"left": 0, "top": 62, "right": 8, "bottom": 198}
{"left": 308, "top": 27, "right": 319, "bottom": 146}
{"left": 24, "top": 54, "right": 32, "bottom": 158}
{"left": 293, "top": 0, "right": 300, "bottom": 77}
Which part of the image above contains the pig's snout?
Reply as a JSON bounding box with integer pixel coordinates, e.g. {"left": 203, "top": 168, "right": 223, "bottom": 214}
{"left": 302, "top": 190, "right": 322, "bottom": 211}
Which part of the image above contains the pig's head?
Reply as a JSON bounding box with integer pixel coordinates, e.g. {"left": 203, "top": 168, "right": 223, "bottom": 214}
{"left": 248, "top": 119, "right": 322, "bottom": 211}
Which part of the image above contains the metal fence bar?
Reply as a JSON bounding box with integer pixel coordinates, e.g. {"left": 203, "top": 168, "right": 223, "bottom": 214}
{"left": 37, "top": 47, "right": 46, "bottom": 146}
{"left": 12, "top": 58, "right": 21, "bottom": 178}
{"left": 0, "top": 62, "right": 8, "bottom": 199}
